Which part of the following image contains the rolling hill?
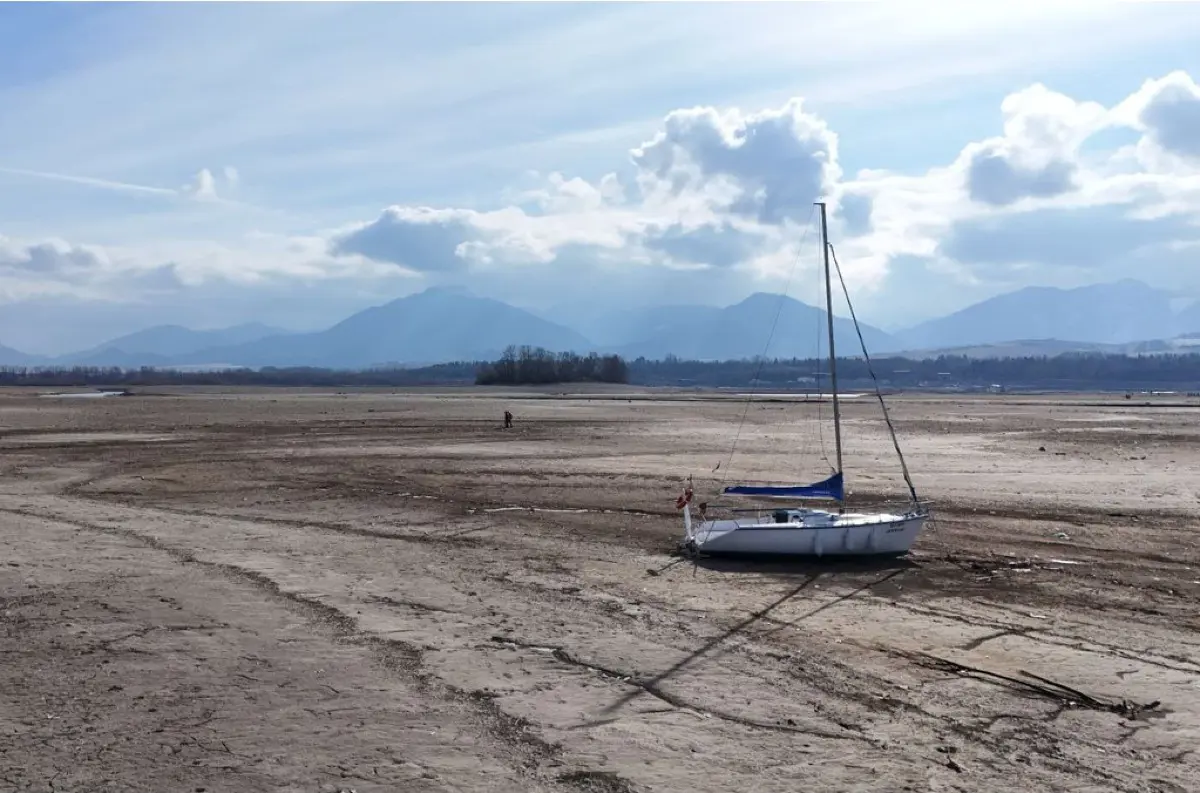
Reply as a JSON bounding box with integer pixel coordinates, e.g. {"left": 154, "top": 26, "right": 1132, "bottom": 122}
{"left": 896, "top": 280, "right": 1180, "bottom": 349}
{"left": 10, "top": 279, "right": 1200, "bottom": 370}
{"left": 0, "top": 342, "right": 41, "bottom": 367}
{"left": 64, "top": 322, "right": 290, "bottom": 365}
{"left": 172, "top": 287, "right": 593, "bottom": 368}
{"left": 611, "top": 292, "right": 899, "bottom": 360}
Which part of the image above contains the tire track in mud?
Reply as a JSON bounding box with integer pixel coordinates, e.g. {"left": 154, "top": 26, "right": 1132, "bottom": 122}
{"left": 7, "top": 496, "right": 1040, "bottom": 781}
{"left": 882, "top": 597, "right": 1200, "bottom": 675}
{"left": 0, "top": 504, "right": 640, "bottom": 793}
{"left": 40, "top": 495, "right": 906, "bottom": 747}
{"left": 401, "top": 535, "right": 1185, "bottom": 792}
{"left": 81, "top": 485, "right": 678, "bottom": 557}
{"left": 520, "top": 549, "right": 1200, "bottom": 786}
{"left": 50, "top": 468, "right": 1200, "bottom": 685}
{"left": 15, "top": 445, "right": 1200, "bottom": 792}
{"left": 82, "top": 487, "right": 1200, "bottom": 703}
{"left": 487, "top": 533, "right": 1200, "bottom": 683}
{"left": 485, "top": 636, "right": 861, "bottom": 742}
{"left": 474, "top": 565, "right": 1174, "bottom": 793}
{"left": 77, "top": 497, "right": 497, "bottom": 550}
{"left": 75, "top": 430, "right": 1200, "bottom": 568}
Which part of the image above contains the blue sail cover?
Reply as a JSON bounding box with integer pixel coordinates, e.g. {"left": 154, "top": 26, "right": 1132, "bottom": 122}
{"left": 723, "top": 472, "right": 844, "bottom": 501}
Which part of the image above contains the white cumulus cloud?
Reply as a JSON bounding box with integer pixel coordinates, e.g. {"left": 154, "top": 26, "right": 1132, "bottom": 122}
{"left": 958, "top": 84, "right": 1107, "bottom": 207}
{"left": 9, "top": 70, "right": 1200, "bottom": 334}
{"left": 316, "top": 74, "right": 1200, "bottom": 318}
{"left": 330, "top": 97, "right": 849, "bottom": 284}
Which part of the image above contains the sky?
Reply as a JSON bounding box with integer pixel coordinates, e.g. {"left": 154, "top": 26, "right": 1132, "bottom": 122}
{"left": 2, "top": 1, "right": 1200, "bottom": 355}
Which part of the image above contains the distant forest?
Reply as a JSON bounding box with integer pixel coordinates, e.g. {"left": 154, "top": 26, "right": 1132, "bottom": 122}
{"left": 475, "top": 347, "right": 628, "bottom": 385}
{"left": 629, "top": 353, "right": 1200, "bottom": 390}
{"left": 1, "top": 351, "right": 1199, "bottom": 391}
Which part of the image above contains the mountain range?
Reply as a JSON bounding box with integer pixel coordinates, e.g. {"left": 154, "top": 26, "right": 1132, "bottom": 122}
{"left": 66, "top": 322, "right": 291, "bottom": 368}
{"left": 2, "top": 280, "right": 1199, "bottom": 369}
{"left": 893, "top": 279, "right": 1187, "bottom": 350}
{"left": 168, "top": 286, "right": 593, "bottom": 369}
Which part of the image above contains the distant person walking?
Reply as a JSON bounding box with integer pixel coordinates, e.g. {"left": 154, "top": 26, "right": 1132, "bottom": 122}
{"left": 503, "top": 410, "right": 513, "bottom": 429}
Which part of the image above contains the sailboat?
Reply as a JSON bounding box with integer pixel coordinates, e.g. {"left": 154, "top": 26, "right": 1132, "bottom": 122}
{"left": 679, "top": 201, "right": 929, "bottom": 557}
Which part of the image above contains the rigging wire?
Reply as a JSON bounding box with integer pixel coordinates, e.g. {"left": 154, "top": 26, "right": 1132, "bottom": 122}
{"left": 786, "top": 260, "right": 828, "bottom": 484}
{"left": 815, "top": 288, "right": 832, "bottom": 470}
{"left": 715, "top": 204, "right": 819, "bottom": 497}
{"left": 828, "top": 243, "right": 920, "bottom": 505}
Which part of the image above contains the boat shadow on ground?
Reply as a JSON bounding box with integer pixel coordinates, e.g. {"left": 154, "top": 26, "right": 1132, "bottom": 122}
{"left": 592, "top": 572, "right": 825, "bottom": 721}
{"left": 686, "top": 553, "right": 917, "bottom": 578}
{"left": 586, "top": 553, "right": 1006, "bottom": 727}
{"left": 590, "top": 564, "right": 919, "bottom": 726}
{"left": 664, "top": 551, "right": 1021, "bottom": 602}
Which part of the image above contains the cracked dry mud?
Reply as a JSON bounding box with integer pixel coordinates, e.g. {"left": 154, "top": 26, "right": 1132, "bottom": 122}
{"left": 2, "top": 387, "right": 1198, "bottom": 792}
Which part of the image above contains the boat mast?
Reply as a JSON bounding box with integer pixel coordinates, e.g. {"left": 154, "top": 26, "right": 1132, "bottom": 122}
{"left": 817, "top": 202, "right": 844, "bottom": 484}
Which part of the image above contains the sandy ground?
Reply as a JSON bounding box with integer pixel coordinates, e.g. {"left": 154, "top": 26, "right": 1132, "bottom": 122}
{"left": 2, "top": 388, "right": 1198, "bottom": 792}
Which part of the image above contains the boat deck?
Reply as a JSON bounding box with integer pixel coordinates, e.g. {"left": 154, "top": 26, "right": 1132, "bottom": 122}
{"left": 717, "top": 508, "right": 912, "bottom": 531}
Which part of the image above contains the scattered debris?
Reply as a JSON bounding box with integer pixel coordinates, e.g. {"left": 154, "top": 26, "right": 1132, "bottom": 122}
{"left": 900, "top": 651, "right": 1162, "bottom": 720}
{"left": 937, "top": 746, "right": 964, "bottom": 772}
{"left": 557, "top": 769, "right": 637, "bottom": 793}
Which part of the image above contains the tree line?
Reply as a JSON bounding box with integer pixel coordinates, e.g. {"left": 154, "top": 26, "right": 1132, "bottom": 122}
{"left": 0, "top": 364, "right": 476, "bottom": 388}
{"left": 475, "top": 346, "right": 628, "bottom": 385}
{"left": 625, "top": 352, "right": 1200, "bottom": 390}
{"left": 0, "top": 351, "right": 1197, "bottom": 390}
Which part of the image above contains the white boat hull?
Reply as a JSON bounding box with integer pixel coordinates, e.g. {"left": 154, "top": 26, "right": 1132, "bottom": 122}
{"left": 682, "top": 505, "right": 926, "bottom": 557}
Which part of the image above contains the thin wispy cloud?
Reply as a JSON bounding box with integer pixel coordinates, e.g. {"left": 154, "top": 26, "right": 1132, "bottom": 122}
{"left": 0, "top": 164, "right": 259, "bottom": 213}
{"left": 0, "top": 166, "right": 177, "bottom": 197}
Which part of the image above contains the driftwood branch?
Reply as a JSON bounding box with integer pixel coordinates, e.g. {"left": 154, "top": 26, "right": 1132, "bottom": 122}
{"left": 900, "top": 650, "right": 1161, "bottom": 719}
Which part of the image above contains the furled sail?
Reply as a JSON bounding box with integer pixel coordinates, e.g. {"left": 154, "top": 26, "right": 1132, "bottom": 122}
{"left": 722, "top": 471, "right": 844, "bottom": 501}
